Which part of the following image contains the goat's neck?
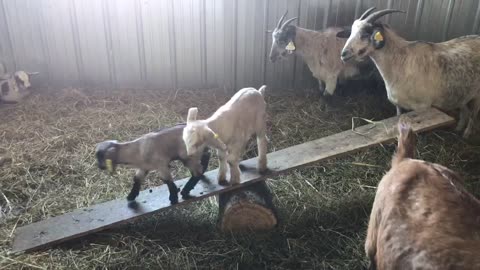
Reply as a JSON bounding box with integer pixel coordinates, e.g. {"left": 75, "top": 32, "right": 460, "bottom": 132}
{"left": 369, "top": 27, "right": 409, "bottom": 83}
{"left": 292, "top": 27, "right": 316, "bottom": 60}
{"left": 115, "top": 141, "right": 142, "bottom": 166}
{"left": 204, "top": 118, "right": 221, "bottom": 135}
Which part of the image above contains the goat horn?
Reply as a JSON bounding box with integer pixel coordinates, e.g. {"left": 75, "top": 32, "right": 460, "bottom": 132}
{"left": 365, "top": 9, "right": 405, "bottom": 23}
{"left": 359, "top": 7, "right": 376, "bottom": 20}
{"left": 281, "top": 17, "right": 298, "bottom": 29}
{"left": 276, "top": 10, "right": 288, "bottom": 29}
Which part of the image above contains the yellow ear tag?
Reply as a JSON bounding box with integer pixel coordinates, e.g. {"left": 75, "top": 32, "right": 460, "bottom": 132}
{"left": 286, "top": 41, "right": 295, "bottom": 53}
{"left": 213, "top": 133, "right": 219, "bottom": 139}
{"left": 374, "top": 31, "right": 384, "bottom": 42}
{"left": 106, "top": 159, "right": 113, "bottom": 173}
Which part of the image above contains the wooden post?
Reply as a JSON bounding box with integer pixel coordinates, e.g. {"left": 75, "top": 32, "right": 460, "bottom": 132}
{"left": 218, "top": 181, "right": 278, "bottom": 232}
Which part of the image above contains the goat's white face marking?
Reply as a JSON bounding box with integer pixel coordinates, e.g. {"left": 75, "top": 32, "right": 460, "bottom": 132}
{"left": 183, "top": 124, "right": 201, "bottom": 156}
{"left": 270, "top": 28, "right": 291, "bottom": 62}
{"left": 341, "top": 20, "right": 376, "bottom": 62}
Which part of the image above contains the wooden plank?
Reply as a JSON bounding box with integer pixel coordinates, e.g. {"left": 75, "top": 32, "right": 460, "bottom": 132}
{"left": 11, "top": 108, "right": 455, "bottom": 253}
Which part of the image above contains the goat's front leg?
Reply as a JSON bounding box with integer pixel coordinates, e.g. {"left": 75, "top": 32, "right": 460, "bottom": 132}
{"left": 217, "top": 149, "right": 229, "bottom": 186}
{"left": 127, "top": 169, "right": 148, "bottom": 201}
{"left": 158, "top": 167, "right": 179, "bottom": 204}
{"left": 324, "top": 76, "right": 338, "bottom": 96}
{"left": 396, "top": 106, "right": 403, "bottom": 116}
{"left": 256, "top": 132, "right": 268, "bottom": 174}
{"left": 181, "top": 158, "right": 206, "bottom": 200}
{"left": 317, "top": 79, "right": 326, "bottom": 95}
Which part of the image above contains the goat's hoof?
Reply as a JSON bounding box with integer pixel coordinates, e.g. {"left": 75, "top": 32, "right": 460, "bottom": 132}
{"left": 462, "top": 131, "right": 472, "bottom": 139}
{"left": 180, "top": 190, "right": 195, "bottom": 200}
{"left": 169, "top": 197, "right": 179, "bottom": 205}
{"left": 218, "top": 179, "right": 229, "bottom": 186}
{"left": 127, "top": 201, "right": 139, "bottom": 209}
{"left": 455, "top": 124, "right": 465, "bottom": 133}
{"left": 258, "top": 167, "right": 270, "bottom": 175}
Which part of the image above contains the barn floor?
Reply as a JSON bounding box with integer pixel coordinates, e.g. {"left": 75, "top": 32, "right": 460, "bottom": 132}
{"left": 1, "top": 85, "right": 479, "bottom": 270}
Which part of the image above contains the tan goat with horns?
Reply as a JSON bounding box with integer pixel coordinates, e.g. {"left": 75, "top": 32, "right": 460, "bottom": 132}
{"left": 338, "top": 7, "right": 480, "bottom": 138}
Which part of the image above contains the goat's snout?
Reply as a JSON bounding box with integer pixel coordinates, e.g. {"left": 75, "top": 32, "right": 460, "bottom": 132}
{"left": 269, "top": 54, "right": 278, "bottom": 62}
{"left": 340, "top": 49, "right": 353, "bottom": 62}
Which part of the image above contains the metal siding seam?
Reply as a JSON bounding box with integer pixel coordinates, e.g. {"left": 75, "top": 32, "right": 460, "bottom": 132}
{"left": 201, "top": 0, "right": 208, "bottom": 87}
{"left": 262, "top": 0, "right": 269, "bottom": 85}
{"left": 69, "top": 0, "right": 84, "bottom": 85}
{"left": 36, "top": 1, "right": 52, "bottom": 84}
{"left": 167, "top": 0, "right": 178, "bottom": 90}
{"left": 354, "top": 0, "right": 362, "bottom": 19}
{"left": 323, "top": 0, "right": 331, "bottom": 29}
{"left": 413, "top": 0, "right": 424, "bottom": 38}
{"left": 472, "top": 1, "right": 480, "bottom": 33}
{"left": 134, "top": 0, "right": 147, "bottom": 84}
{"left": 386, "top": 0, "right": 393, "bottom": 23}
{"left": 233, "top": 0, "right": 238, "bottom": 91}
{"left": 1, "top": 0, "right": 16, "bottom": 71}
{"left": 291, "top": 0, "right": 301, "bottom": 88}
{"left": 442, "top": 0, "right": 455, "bottom": 40}
{"left": 101, "top": 0, "right": 116, "bottom": 87}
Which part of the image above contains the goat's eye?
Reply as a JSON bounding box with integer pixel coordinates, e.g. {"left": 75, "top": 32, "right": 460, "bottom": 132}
{"left": 361, "top": 33, "right": 370, "bottom": 39}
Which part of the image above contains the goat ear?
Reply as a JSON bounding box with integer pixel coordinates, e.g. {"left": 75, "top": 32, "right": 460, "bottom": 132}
{"left": 187, "top": 107, "right": 198, "bottom": 123}
{"left": 371, "top": 29, "right": 385, "bottom": 49}
{"left": 336, "top": 29, "right": 351, "bottom": 39}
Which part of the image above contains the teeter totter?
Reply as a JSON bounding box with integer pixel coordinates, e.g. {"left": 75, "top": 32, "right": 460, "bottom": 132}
{"left": 11, "top": 108, "right": 455, "bottom": 253}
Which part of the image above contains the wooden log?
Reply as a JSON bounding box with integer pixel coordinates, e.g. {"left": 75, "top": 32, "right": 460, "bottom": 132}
{"left": 218, "top": 181, "right": 277, "bottom": 231}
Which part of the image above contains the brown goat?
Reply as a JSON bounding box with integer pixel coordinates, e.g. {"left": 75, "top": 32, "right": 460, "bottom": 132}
{"left": 366, "top": 120, "right": 480, "bottom": 270}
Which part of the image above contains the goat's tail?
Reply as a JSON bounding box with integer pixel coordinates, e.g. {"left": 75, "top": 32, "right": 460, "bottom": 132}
{"left": 258, "top": 85, "right": 267, "bottom": 96}
{"left": 392, "top": 117, "right": 416, "bottom": 167}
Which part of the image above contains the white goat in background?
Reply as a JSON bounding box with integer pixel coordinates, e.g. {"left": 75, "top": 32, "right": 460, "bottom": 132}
{"left": 0, "top": 62, "right": 39, "bottom": 103}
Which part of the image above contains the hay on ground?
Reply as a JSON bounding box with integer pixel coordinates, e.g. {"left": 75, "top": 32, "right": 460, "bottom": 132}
{"left": 0, "top": 85, "right": 479, "bottom": 270}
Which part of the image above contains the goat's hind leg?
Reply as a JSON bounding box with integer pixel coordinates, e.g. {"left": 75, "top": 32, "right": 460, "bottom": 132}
{"left": 463, "top": 97, "right": 480, "bottom": 138}
{"left": 227, "top": 155, "right": 241, "bottom": 185}
{"left": 158, "top": 168, "right": 179, "bottom": 204}
{"left": 456, "top": 105, "right": 469, "bottom": 133}
{"left": 127, "top": 169, "right": 148, "bottom": 201}
{"left": 217, "top": 150, "right": 229, "bottom": 186}
{"left": 256, "top": 131, "right": 268, "bottom": 174}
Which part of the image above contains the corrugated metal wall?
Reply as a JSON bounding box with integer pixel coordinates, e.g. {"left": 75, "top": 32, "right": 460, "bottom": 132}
{"left": 0, "top": 0, "right": 479, "bottom": 91}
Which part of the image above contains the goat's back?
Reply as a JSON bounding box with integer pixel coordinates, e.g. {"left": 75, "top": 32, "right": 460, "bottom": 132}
{"left": 369, "top": 158, "right": 480, "bottom": 269}
{"left": 207, "top": 87, "right": 266, "bottom": 143}
{"left": 211, "top": 87, "right": 266, "bottom": 118}
{"left": 139, "top": 124, "right": 189, "bottom": 162}
{"left": 380, "top": 29, "right": 480, "bottom": 111}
